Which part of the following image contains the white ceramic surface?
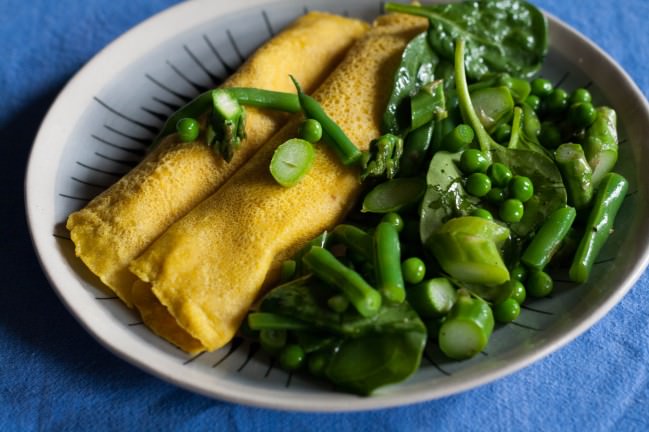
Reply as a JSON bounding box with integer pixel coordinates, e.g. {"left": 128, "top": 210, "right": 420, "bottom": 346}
{"left": 25, "top": 0, "right": 649, "bottom": 411}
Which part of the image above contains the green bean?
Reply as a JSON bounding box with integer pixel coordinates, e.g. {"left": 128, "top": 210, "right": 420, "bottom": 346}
{"left": 248, "top": 312, "right": 311, "bottom": 331}
{"left": 569, "top": 173, "right": 628, "bottom": 283}
{"left": 331, "top": 224, "right": 373, "bottom": 261}
{"left": 555, "top": 143, "right": 594, "bottom": 210}
{"left": 154, "top": 87, "right": 301, "bottom": 148}
{"left": 290, "top": 75, "right": 361, "bottom": 166}
{"left": 374, "top": 222, "right": 406, "bottom": 303}
{"left": 361, "top": 177, "right": 426, "bottom": 213}
{"left": 407, "top": 277, "right": 457, "bottom": 318}
{"left": 521, "top": 206, "right": 576, "bottom": 271}
{"left": 527, "top": 270, "right": 553, "bottom": 297}
{"left": 410, "top": 80, "right": 447, "bottom": 130}
{"left": 226, "top": 87, "right": 300, "bottom": 112}
{"left": 431, "top": 116, "right": 456, "bottom": 153}
{"left": 438, "top": 291, "right": 494, "bottom": 360}
{"left": 582, "top": 106, "right": 618, "bottom": 187}
{"left": 279, "top": 259, "right": 297, "bottom": 282}
{"left": 400, "top": 121, "right": 434, "bottom": 176}
{"left": 302, "top": 247, "right": 382, "bottom": 317}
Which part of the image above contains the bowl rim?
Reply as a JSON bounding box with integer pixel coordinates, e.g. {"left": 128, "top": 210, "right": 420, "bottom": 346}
{"left": 24, "top": 0, "right": 649, "bottom": 412}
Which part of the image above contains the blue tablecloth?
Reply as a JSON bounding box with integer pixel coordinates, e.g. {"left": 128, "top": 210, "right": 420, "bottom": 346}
{"left": 3, "top": 0, "right": 648, "bottom": 430}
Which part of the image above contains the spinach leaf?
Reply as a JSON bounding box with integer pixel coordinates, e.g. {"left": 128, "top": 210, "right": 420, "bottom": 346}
{"left": 508, "top": 104, "right": 552, "bottom": 158}
{"left": 492, "top": 147, "right": 566, "bottom": 237}
{"left": 386, "top": 0, "right": 548, "bottom": 80}
{"left": 382, "top": 32, "right": 439, "bottom": 134}
{"left": 258, "top": 278, "right": 427, "bottom": 395}
{"left": 260, "top": 277, "right": 426, "bottom": 337}
{"left": 453, "top": 38, "right": 566, "bottom": 238}
{"left": 419, "top": 151, "right": 478, "bottom": 247}
{"left": 325, "top": 330, "right": 426, "bottom": 395}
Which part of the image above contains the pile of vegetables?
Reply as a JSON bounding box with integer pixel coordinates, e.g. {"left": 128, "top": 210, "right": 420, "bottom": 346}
{"left": 161, "top": 0, "right": 628, "bottom": 395}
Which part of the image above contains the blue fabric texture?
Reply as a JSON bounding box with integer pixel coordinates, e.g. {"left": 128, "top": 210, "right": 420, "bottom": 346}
{"left": 2, "top": 0, "right": 648, "bottom": 430}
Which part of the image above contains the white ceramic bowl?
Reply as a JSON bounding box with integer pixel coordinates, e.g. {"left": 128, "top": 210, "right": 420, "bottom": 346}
{"left": 25, "top": 0, "right": 649, "bottom": 411}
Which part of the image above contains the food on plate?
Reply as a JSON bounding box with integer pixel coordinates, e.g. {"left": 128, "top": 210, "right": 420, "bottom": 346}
{"left": 66, "top": 12, "right": 368, "bottom": 307}
{"left": 128, "top": 12, "right": 428, "bottom": 352}
{"left": 240, "top": 1, "right": 627, "bottom": 394}
{"left": 68, "top": 0, "right": 629, "bottom": 395}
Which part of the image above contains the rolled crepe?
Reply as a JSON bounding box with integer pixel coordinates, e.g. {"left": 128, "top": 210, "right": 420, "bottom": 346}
{"left": 129, "top": 13, "right": 427, "bottom": 352}
{"left": 66, "top": 12, "right": 368, "bottom": 308}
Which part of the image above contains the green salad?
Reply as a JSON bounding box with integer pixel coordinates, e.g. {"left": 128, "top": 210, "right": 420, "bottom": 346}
{"left": 165, "top": 0, "right": 627, "bottom": 395}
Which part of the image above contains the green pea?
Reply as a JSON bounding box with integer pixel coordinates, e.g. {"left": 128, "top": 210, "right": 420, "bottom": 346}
{"left": 299, "top": 118, "right": 323, "bottom": 143}
{"left": 493, "top": 123, "right": 512, "bottom": 143}
{"left": 307, "top": 351, "right": 328, "bottom": 377}
{"left": 509, "top": 280, "right": 527, "bottom": 304}
{"left": 524, "top": 94, "right": 541, "bottom": 112}
{"left": 279, "top": 259, "right": 297, "bottom": 282}
{"left": 443, "top": 124, "right": 475, "bottom": 152}
{"left": 531, "top": 78, "right": 553, "bottom": 97}
{"left": 488, "top": 163, "right": 513, "bottom": 187}
{"left": 460, "top": 149, "right": 490, "bottom": 174}
{"left": 486, "top": 187, "right": 507, "bottom": 203}
{"left": 499, "top": 198, "right": 524, "bottom": 223}
{"left": 511, "top": 264, "right": 528, "bottom": 282}
{"left": 327, "top": 294, "right": 350, "bottom": 313}
{"left": 509, "top": 176, "right": 534, "bottom": 202}
{"left": 527, "top": 270, "right": 553, "bottom": 298}
{"left": 466, "top": 173, "right": 492, "bottom": 197}
{"left": 544, "top": 88, "right": 569, "bottom": 114}
{"left": 381, "top": 212, "right": 404, "bottom": 233}
{"left": 570, "top": 88, "right": 592, "bottom": 105}
{"left": 539, "top": 121, "right": 562, "bottom": 149}
{"left": 471, "top": 208, "right": 493, "bottom": 220}
{"left": 176, "top": 117, "right": 200, "bottom": 142}
{"left": 401, "top": 257, "right": 426, "bottom": 284}
{"left": 568, "top": 102, "right": 597, "bottom": 129}
{"left": 493, "top": 298, "right": 521, "bottom": 323}
{"left": 279, "top": 344, "right": 306, "bottom": 371}
{"left": 260, "top": 329, "right": 287, "bottom": 355}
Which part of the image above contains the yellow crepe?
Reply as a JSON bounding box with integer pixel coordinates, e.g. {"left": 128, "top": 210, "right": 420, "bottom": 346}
{"left": 129, "top": 13, "right": 428, "bottom": 352}
{"left": 66, "top": 12, "right": 368, "bottom": 310}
